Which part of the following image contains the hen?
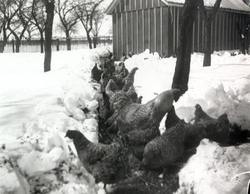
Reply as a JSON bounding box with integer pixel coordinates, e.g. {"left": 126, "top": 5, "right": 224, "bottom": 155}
{"left": 65, "top": 130, "right": 129, "bottom": 184}
{"left": 105, "top": 78, "right": 181, "bottom": 159}
{"left": 91, "top": 63, "right": 103, "bottom": 82}
{"left": 142, "top": 104, "right": 231, "bottom": 170}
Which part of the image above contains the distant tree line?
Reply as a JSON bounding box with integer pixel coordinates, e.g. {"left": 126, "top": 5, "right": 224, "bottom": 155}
{"left": 0, "top": 0, "right": 105, "bottom": 53}
{"left": 0, "top": 0, "right": 107, "bottom": 71}
{"left": 0, "top": 0, "right": 106, "bottom": 53}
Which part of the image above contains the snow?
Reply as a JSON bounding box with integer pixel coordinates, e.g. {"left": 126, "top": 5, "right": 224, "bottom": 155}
{"left": 165, "top": 0, "right": 250, "bottom": 12}
{"left": 0, "top": 47, "right": 250, "bottom": 193}
{"left": 125, "top": 50, "right": 250, "bottom": 128}
{"left": 0, "top": 48, "right": 110, "bottom": 193}
{"left": 106, "top": 0, "right": 250, "bottom": 14}
{"left": 176, "top": 140, "right": 250, "bottom": 194}
{"left": 125, "top": 50, "right": 250, "bottom": 194}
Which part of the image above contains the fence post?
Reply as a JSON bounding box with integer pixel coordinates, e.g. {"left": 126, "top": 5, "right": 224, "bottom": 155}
{"left": 12, "top": 39, "right": 15, "bottom": 53}
{"left": 56, "top": 39, "right": 60, "bottom": 51}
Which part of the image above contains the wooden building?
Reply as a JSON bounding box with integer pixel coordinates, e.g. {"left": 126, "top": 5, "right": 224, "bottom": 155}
{"left": 106, "top": 0, "right": 250, "bottom": 59}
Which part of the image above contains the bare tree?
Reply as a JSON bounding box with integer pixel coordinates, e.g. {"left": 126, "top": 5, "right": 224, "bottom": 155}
{"left": 200, "top": 0, "right": 222, "bottom": 66}
{"left": 0, "top": 5, "right": 6, "bottom": 52}
{"left": 6, "top": 0, "right": 33, "bottom": 53}
{"left": 25, "top": 23, "right": 37, "bottom": 40}
{"left": 30, "top": 0, "right": 46, "bottom": 53}
{"left": 0, "top": 0, "right": 19, "bottom": 52}
{"left": 56, "top": 0, "right": 78, "bottom": 50}
{"left": 172, "top": 0, "right": 200, "bottom": 100}
{"left": 74, "top": 0, "right": 104, "bottom": 49}
{"left": 92, "top": 8, "right": 105, "bottom": 48}
{"left": 43, "top": 0, "right": 55, "bottom": 72}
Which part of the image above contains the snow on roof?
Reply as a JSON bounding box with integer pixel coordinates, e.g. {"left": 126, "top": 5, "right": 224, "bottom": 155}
{"left": 106, "top": 0, "right": 250, "bottom": 14}
{"left": 165, "top": 0, "right": 250, "bottom": 12}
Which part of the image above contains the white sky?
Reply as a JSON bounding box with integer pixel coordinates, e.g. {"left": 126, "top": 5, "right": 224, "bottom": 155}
{"left": 54, "top": 0, "right": 113, "bottom": 38}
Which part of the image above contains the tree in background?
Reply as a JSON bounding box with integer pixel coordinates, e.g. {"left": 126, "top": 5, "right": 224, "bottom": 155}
{"left": 25, "top": 23, "right": 37, "bottom": 40}
{"left": 56, "top": 0, "right": 78, "bottom": 50}
{"left": 30, "top": 0, "right": 46, "bottom": 53}
{"left": 43, "top": 0, "right": 55, "bottom": 72}
{"left": 0, "top": 5, "right": 4, "bottom": 52}
{"left": 92, "top": 8, "right": 105, "bottom": 48}
{"left": 200, "top": 0, "right": 222, "bottom": 67}
{"left": 0, "top": 0, "right": 20, "bottom": 52}
{"left": 6, "top": 0, "right": 33, "bottom": 53}
{"left": 243, "top": 0, "right": 250, "bottom": 5}
{"left": 74, "top": 0, "right": 104, "bottom": 49}
{"left": 172, "top": 0, "right": 200, "bottom": 100}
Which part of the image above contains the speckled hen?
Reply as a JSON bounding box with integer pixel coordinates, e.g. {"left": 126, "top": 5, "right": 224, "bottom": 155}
{"left": 65, "top": 130, "right": 129, "bottom": 184}
{"left": 105, "top": 72, "right": 181, "bottom": 159}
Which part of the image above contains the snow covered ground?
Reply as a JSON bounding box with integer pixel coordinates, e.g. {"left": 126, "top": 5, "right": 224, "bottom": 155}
{"left": 0, "top": 49, "right": 109, "bottom": 194}
{"left": 0, "top": 48, "right": 250, "bottom": 194}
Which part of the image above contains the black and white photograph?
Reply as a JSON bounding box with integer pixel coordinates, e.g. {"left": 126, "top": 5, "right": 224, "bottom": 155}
{"left": 0, "top": 0, "right": 250, "bottom": 193}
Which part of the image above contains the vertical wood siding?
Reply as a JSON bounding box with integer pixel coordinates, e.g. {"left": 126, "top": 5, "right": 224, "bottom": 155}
{"left": 112, "top": 0, "right": 249, "bottom": 59}
{"left": 113, "top": 14, "right": 117, "bottom": 57}
{"left": 162, "top": 6, "right": 169, "bottom": 56}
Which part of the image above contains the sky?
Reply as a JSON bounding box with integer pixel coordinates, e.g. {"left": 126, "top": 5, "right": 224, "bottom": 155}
{"left": 54, "top": 0, "right": 113, "bottom": 38}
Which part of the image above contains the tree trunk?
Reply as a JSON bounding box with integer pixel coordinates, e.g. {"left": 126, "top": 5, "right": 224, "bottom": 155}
{"left": 40, "top": 31, "right": 44, "bottom": 53}
{"left": 203, "top": 19, "right": 212, "bottom": 67}
{"left": 44, "top": 1, "right": 55, "bottom": 72}
{"left": 12, "top": 40, "right": 15, "bottom": 53}
{"left": 66, "top": 32, "right": 71, "bottom": 50}
{"left": 56, "top": 39, "right": 60, "bottom": 51}
{"left": 1, "top": 23, "right": 7, "bottom": 53}
{"left": 15, "top": 38, "right": 21, "bottom": 53}
{"left": 87, "top": 32, "right": 93, "bottom": 49}
{"left": 0, "top": 41, "right": 4, "bottom": 53}
{"left": 93, "top": 36, "right": 97, "bottom": 48}
{"left": 172, "top": 0, "right": 199, "bottom": 100}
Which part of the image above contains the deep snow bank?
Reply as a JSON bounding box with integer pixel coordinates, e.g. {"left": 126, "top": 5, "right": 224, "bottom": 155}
{"left": 125, "top": 50, "right": 250, "bottom": 194}
{"left": 0, "top": 48, "right": 111, "bottom": 194}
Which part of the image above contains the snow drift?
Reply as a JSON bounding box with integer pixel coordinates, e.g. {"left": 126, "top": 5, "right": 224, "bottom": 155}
{"left": 125, "top": 50, "right": 250, "bottom": 194}
{"left": 0, "top": 47, "right": 250, "bottom": 193}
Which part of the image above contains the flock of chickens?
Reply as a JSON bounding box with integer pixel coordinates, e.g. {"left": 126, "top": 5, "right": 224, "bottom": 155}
{"left": 65, "top": 53, "right": 250, "bottom": 193}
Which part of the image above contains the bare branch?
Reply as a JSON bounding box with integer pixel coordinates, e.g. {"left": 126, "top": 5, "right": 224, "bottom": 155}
{"left": 56, "top": 0, "right": 78, "bottom": 38}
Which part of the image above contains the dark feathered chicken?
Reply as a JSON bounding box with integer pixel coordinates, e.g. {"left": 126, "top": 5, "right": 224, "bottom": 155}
{"left": 65, "top": 130, "right": 129, "bottom": 184}
{"left": 165, "top": 106, "right": 185, "bottom": 130}
{"left": 228, "top": 123, "right": 250, "bottom": 145}
{"left": 121, "top": 67, "right": 138, "bottom": 91}
{"left": 142, "top": 104, "right": 231, "bottom": 170}
{"left": 106, "top": 77, "right": 181, "bottom": 159}
{"left": 194, "top": 104, "right": 213, "bottom": 123}
{"left": 113, "top": 61, "right": 129, "bottom": 89}
{"left": 91, "top": 63, "right": 103, "bottom": 82}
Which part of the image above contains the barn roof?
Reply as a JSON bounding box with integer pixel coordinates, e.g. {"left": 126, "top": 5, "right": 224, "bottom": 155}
{"left": 106, "top": 0, "right": 250, "bottom": 14}
{"left": 167, "top": 0, "right": 250, "bottom": 12}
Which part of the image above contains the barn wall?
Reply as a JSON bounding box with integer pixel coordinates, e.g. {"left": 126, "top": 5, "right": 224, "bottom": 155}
{"left": 112, "top": 0, "right": 250, "bottom": 59}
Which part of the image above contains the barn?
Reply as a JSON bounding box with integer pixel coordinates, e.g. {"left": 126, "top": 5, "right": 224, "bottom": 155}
{"left": 106, "top": 0, "right": 250, "bottom": 59}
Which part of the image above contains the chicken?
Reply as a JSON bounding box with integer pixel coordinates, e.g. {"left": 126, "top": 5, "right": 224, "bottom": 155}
{"left": 100, "top": 59, "right": 115, "bottom": 92}
{"left": 121, "top": 67, "right": 138, "bottom": 91}
{"left": 142, "top": 104, "right": 231, "bottom": 170}
{"left": 91, "top": 63, "right": 103, "bottom": 82}
{"left": 142, "top": 122, "right": 187, "bottom": 170}
{"left": 228, "top": 123, "right": 250, "bottom": 145}
{"left": 113, "top": 61, "right": 129, "bottom": 89}
{"left": 105, "top": 78, "right": 181, "bottom": 159}
{"left": 65, "top": 130, "right": 129, "bottom": 184}
{"left": 165, "top": 106, "right": 185, "bottom": 130}
{"left": 194, "top": 104, "right": 213, "bottom": 123}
